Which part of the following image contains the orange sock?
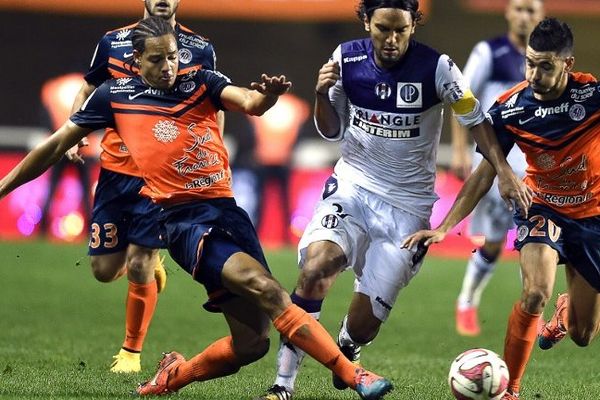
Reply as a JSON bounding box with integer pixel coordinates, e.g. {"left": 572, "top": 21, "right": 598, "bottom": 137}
{"left": 168, "top": 336, "right": 240, "bottom": 391}
{"left": 273, "top": 304, "right": 358, "bottom": 389}
{"left": 123, "top": 281, "right": 157, "bottom": 352}
{"left": 503, "top": 301, "right": 541, "bottom": 394}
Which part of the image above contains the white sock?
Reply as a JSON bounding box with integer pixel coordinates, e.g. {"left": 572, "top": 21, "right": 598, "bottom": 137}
{"left": 457, "top": 249, "right": 496, "bottom": 309}
{"left": 273, "top": 311, "right": 319, "bottom": 391}
{"left": 338, "top": 315, "right": 371, "bottom": 347}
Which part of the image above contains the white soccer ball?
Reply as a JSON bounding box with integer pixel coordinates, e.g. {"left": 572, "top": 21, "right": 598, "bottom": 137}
{"left": 448, "top": 348, "right": 509, "bottom": 400}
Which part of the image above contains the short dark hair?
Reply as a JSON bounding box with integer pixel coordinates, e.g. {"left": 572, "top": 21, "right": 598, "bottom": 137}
{"left": 357, "top": 0, "right": 423, "bottom": 24}
{"left": 131, "top": 16, "right": 176, "bottom": 54}
{"left": 529, "top": 17, "right": 573, "bottom": 57}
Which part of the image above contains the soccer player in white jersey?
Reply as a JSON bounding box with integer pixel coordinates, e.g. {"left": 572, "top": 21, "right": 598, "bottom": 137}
{"left": 451, "top": 0, "right": 544, "bottom": 337}
{"left": 255, "top": 1, "right": 532, "bottom": 399}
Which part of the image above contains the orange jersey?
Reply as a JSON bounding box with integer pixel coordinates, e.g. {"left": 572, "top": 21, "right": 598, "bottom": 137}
{"left": 84, "top": 23, "right": 216, "bottom": 177}
{"left": 71, "top": 70, "right": 233, "bottom": 205}
{"left": 487, "top": 73, "right": 600, "bottom": 219}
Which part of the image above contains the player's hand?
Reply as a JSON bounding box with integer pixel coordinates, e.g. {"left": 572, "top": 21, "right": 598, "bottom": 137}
{"left": 497, "top": 169, "right": 533, "bottom": 218}
{"left": 65, "top": 138, "right": 89, "bottom": 164}
{"left": 450, "top": 148, "right": 472, "bottom": 180}
{"left": 401, "top": 229, "right": 447, "bottom": 249}
{"left": 315, "top": 61, "right": 340, "bottom": 96}
{"left": 251, "top": 74, "right": 292, "bottom": 96}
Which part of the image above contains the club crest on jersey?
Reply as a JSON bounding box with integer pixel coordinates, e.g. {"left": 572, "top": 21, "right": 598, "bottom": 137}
{"left": 179, "top": 81, "right": 196, "bottom": 93}
{"left": 375, "top": 83, "right": 392, "bottom": 100}
{"left": 516, "top": 225, "right": 529, "bottom": 241}
{"left": 536, "top": 153, "right": 556, "bottom": 170}
{"left": 569, "top": 104, "right": 586, "bottom": 121}
{"left": 321, "top": 214, "right": 339, "bottom": 229}
{"left": 178, "top": 48, "right": 193, "bottom": 64}
{"left": 153, "top": 120, "right": 180, "bottom": 143}
{"left": 396, "top": 83, "right": 422, "bottom": 108}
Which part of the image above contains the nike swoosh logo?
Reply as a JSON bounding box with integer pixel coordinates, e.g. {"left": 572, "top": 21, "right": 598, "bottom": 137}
{"left": 518, "top": 116, "right": 535, "bottom": 125}
{"left": 123, "top": 52, "right": 133, "bottom": 58}
{"left": 128, "top": 92, "right": 145, "bottom": 100}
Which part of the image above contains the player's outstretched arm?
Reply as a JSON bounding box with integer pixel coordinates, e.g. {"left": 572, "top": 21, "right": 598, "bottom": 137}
{"left": 64, "top": 80, "right": 98, "bottom": 164}
{"left": 221, "top": 74, "right": 291, "bottom": 116}
{"left": 314, "top": 60, "right": 341, "bottom": 138}
{"left": 402, "top": 160, "right": 497, "bottom": 250}
{"left": 450, "top": 117, "right": 472, "bottom": 180}
{"left": 470, "top": 120, "right": 532, "bottom": 216}
{"left": 0, "top": 121, "right": 92, "bottom": 200}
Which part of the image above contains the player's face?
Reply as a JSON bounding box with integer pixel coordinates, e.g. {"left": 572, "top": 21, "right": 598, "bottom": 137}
{"left": 136, "top": 34, "right": 179, "bottom": 90}
{"left": 144, "top": 0, "right": 179, "bottom": 19}
{"left": 525, "top": 47, "right": 573, "bottom": 100}
{"left": 365, "top": 8, "right": 415, "bottom": 69}
{"left": 506, "top": 0, "right": 544, "bottom": 40}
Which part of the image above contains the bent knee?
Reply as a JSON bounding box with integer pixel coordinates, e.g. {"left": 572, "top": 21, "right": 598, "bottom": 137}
{"left": 235, "top": 337, "right": 270, "bottom": 365}
{"left": 90, "top": 257, "right": 125, "bottom": 283}
{"left": 522, "top": 288, "right": 552, "bottom": 313}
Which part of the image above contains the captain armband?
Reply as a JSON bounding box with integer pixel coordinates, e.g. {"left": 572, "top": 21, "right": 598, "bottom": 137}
{"left": 451, "top": 89, "right": 477, "bottom": 115}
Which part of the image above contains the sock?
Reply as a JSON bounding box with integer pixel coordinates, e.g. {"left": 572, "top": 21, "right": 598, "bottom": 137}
{"left": 168, "top": 336, "right": 240, "bottom": 391}
{"left": 273, "top": 293, "right": 322, "bottom": 391}
{"left": 123, "top": 281, "right": 158, "bottom": 352}
{"left": 273, "top": 304, "right": 359, "bottom": 390}
{"left": 338, "top": 315, "right": 370, "bottom": 347}
{"left": 457, "top": 248, "right": 498, "bottom": 309}
{"left": 503, "top": 301, "right": 541, "bottom": 394}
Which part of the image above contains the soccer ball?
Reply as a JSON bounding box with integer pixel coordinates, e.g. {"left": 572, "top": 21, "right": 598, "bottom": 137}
{"left": 448, "top": 348, "right": 509, "bottom": 400}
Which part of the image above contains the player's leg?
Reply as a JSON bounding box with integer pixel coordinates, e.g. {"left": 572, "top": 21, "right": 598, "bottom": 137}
{"left": 458, "top": 191, "right": 511, "bottom": 336}
{"left": 333, "top": 204, "right": 428, "bottom": 390}
{"left": 503, "top": 242, "right": 557, "bottom": 397}
{"left": 221, "top": 251, "right": 392, "bottom": 399}
{"left": 138, "top": 297, "right": 272, "bottom": 394}
{"left": 258, "top": 175, "right": 362, "bottom": 398}
{"left": 562, "top": 264, "right": 600, "bottom": 346}
{"left": 258, "top": 240, "right": 346, "bottom": 399}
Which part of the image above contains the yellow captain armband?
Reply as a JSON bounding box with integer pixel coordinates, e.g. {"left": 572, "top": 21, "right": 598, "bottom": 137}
{"left": 451, "top": 89, "right": 477, "bottom": 115}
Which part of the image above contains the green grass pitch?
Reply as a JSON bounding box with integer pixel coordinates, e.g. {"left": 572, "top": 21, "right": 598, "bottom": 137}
{"left": 0, "top": 240, "right": 599, "bottom": 399}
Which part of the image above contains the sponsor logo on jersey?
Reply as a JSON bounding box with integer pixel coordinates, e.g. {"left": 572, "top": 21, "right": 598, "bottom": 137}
{"left": 443, "top": 81, "right": 464, "bottom": 103}
{"left": 123, "top": 52, "right": 133, "bottom": 58}
{"left": 178, "top": 48, "right": 193, "bottom": 64}
{"left": 179, "top": 81, "right": 196, "bottom": 93}
{"left": 354, "top": 109, "right": 421, "bottom": 127}
{"left": 518, "top": 116, "right": 535, "bottom": 125}
{"left": 116, "top": 29, "right": 131, "bottom": 41}
{"left": 570, "top": 85, "right": 596, "bottom": 103}
{"left": 534, "top": 102, "right": 569, "bottom": 118}
{"left": 116, "top": 77, "right": 132, "bottom": 86}
{"left": 535, "top": 153, "right": 557, "bottom": 170}
{"left": 537, "top": 192, "right": 593, "bottom": 207}
{"left": 178, "top": 33, "right": 208, "bottom": 49}
{"left": 110, "top": 40, "right": 132, "bottom": 49}
{"left": 343, "top": 54, "right": 367, "bottom": 63}
{"left": 184, "top": 170, "right": 225, "bottom": 189}
{"left": 352, "top": 116, "right": 420, "bottom": 139}
{"left": 375, "top": 82, "right": 391, "bottom": 100}
{"left": 153, "top": 120, "right": 180, "bottom": 143}
{"left": 396, "top": 83, "right": 422, "bottom": 108}
{"left": 569, "top": 104, "right": 586, "bottom": 121}
{"left": 505, "top": 93, "right": 519, "bottom": 108}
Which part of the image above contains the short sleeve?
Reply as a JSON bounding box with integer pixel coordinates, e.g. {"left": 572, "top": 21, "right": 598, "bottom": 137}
{"left": 84, "top": 35, "right": 111, "bottom": 87}
{"left": 70, "top": 83, "right": 114, "bottom": 130}
{"left": 200, "top": 70, "right": 232, "bottom": 110}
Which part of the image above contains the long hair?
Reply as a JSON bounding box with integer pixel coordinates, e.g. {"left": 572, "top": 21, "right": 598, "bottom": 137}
{"left": 356, "top": 0, "right": 423, "bottom": 23}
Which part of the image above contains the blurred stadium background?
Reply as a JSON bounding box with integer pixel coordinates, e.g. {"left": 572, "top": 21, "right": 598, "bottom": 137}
{"left": 1, "top": 0, "right": 599, "bottom": 248}
{"left": 1, "top": 2, "right": 600, "bottom": 399}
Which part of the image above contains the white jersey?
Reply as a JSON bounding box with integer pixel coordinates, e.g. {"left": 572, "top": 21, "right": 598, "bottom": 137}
{"left": 464, "top": 35, "right": 528, "bottom": 175}
{"left": 318, "top": 39, "right": 485, "bottom": 219}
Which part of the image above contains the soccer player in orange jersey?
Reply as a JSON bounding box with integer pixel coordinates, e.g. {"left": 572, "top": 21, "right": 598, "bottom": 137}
{"left": 404, "top": 18, "right": 600, "bottom": 399}
{"left": 66, "top": 0, "right": 224, "bottom": 373}
{"left": 0, "top": 17, "right": 394, "bottom": 399}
